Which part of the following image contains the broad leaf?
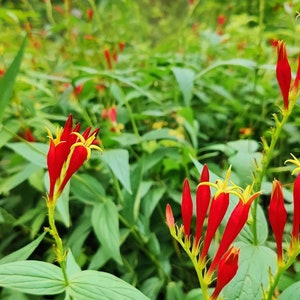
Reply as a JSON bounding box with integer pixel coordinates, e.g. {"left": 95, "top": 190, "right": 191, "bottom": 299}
{"left": 0, "top": 119, "right": 20, "bottom": 148}
{"left": 71, "top": 173, "right": 105, "bottom": 204}
{"left": 0, "top": 36, "right": 26, "bottom": 123}
{"left": 172, "top": 67, "right": 195, "bottom": 106}
{"left": 278, "top": 281, "right": 300, "bottom": 299}
{"left": 166, "top": 281, "right": 185, "bottom": 300}
{"left": 101, "top": 149, "right": 132, "bottom": 194}
{"left": 0, "top": 163, "right": 41, "bottom": 194}
{"left": 67, "top": 270, "right": 150, "bottom": 300}
{"left": 0, "top": 232, "right": 46, "bottom": 265}
{"left": 140, "top": 277, "right": 163, "bottom": 300}
{"left": 227, "top": 139, "right": 262, "bottom": 186}
{"left": 222, "top": 243, "right": 277, "bottom": 300}
{"left": 196, "top": 58, "right": 256, "bottom": 79}
{"left": 56, "top": 182, "right": 70, "bottom": 227}
{"left": 65, "top": 249, "right": 81, "bottom": 277}
{"left": 6, "top": 142, "right": 47, "bottom": 168}
{"left": 91, "top": 201, "right": 122, "bottom": 265}
{"left": 0, "top": 261, "right": 65, "bottom": 295}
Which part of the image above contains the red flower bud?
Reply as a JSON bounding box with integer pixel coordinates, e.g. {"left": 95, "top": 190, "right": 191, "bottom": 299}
{"left": 208, "top": 190, "right": 260, "bottom": 274}
{"left": 211, "top": 247, "right": 240, "bottom": 300}
{"left": 276, "top": 41, "right": 291, "bottom": 110}
{"left": 104, "top": 48, "right": 112, "bottom": 69}
{"left": 195, "top": 164, "right": 211, "bottom": 246}
{"left": 200, "top": 192, "right": 229, "bottom": 261}
{"left": 268, "top": 179, "right": 287, "bottom": 262}
{"left": 182, "top": 179, "right": 193, "bottom": 237}
{"left": 166, "top": 203, "right": 175, "bottom": 229}
{"left": 87, "top": 8, "right": 93, "bottom": 21}
{"left": 292, "top": 174, "right": 300, "bottom": 244}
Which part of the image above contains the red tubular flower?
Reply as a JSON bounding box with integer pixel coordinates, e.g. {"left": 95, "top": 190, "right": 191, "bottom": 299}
{"left": 47, "top": 115, "right": 101, "bottom": 202}
{"left": 119, "top": 42, "right": 125, "bottom": 52}
{"left": 87, "top": 8, "right": 93, "bottom": 21}
{"left": 276, "top": 41, "right": 291, "bottom": 110}
{"left": 208, "top": 190, "right": 260, "bottom": 274}
{"left": 181, "top": 179, "right": 193, "bottom": 237}
{"left": 104, "top": 48, "right": 112, "bottom": 69}
{"left": 292, "top": 53, "right": 300, "bottom": 92}
{"left": 166, "top": 203, "right": 175, "bottom": 229}
{"left": 195, "top": 164, "right": 211, "bottom": 246}
{"left": 217, "top": 14, "right": 226, "bottom": 26}
{"left": 292, "top": 174, "right": 300, "bottom": 244}
{"left": 200, "top": 192, "right": 229, "bottom": 261}
{"left": 210, "top": 247, "right": 240, "bottom": 300}
{"left": 268, "top": 179, "right": 287, "bottom": 262}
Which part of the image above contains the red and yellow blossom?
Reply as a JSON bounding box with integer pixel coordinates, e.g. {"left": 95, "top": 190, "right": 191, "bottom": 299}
{"left": 165, "top": 165, "right": 259, "bottom": 299}
{"left": 276, "top": 41, "right": 300, "bottom": 110}
{"left": 46, "top": 114, "right": 101, "bottom": 203}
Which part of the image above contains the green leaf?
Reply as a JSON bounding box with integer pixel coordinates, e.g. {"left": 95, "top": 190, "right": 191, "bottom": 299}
{"left": 196, "top": 58, "right": 256, "bottom": 79}
{"left": 141, "top": 128, "right": 182, "bottom": 142}
{"left": 172, "top": 67, "right": 195, "bottom": 106}
{"left": 189, "top": 155, "right": 219, "bottom": 182}
{"left": 66, "top": 249, "right": 81, "bottom": 277}
{"left": 0, "top": 36, "right": 26, "bottom": 123}
{"left": 91, "top": 201, "right": 122, "bottom": 265}
{"left": 141, "top": 184, "right": 165, "bottom": 219}
{"left": 0, "top": 119, "right": 20, "bottom": 148}
{"left": 185, "top": 288, "right": 204, "bottom": 300}
{"left": 227, "top": 140, "right": 262, "bottom": 186}
{"left": 101, "top": 149, "right": 132, "bottom": 194}
{"left": 166, "top": 281, "right": 185, "bottom": 300}
{"left": 67, "top": 270, "right": 150, "bottom": 300}
{"left": 222, "top": 243, "right": 277, "bottom": 300}
{"left": 0, "top": 232, "right": 46, "bottom": 265}
{"left": 71, "top": 173, "right": 105, "bottom": 204}
{"left": 0, "top": 163, "right": 41, "bottom": 195}
{"left": 110, "top": 82, "right": 125, "bottom": 104}
{"left": 122, "top": 161, "right": 144, "bottom": 225}
{"left": 140, "top": 277, "right": 163, "bottom": 300}
{"left": 6, "top": 142, "right": 47, "bottom": 168}
{"left": 0, "top": 261, "right": 65, "bottom": 295}
{"left": 44, "top": 172, "right": 70, "bottom": 227}
{"left": 232, "top": 200, "right": 268, "bottom": 245}
{"left": 56, "top": 183, "right": 71, "bottom": 227}
{"left": 278, "top": 281, "right": 300, "bottom": 299}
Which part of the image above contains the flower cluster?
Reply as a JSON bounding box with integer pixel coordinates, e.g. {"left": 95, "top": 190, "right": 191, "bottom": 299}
{"left": 46, "top": 114, "right": 102, "bottom": 204}
{"left": 166, "top": 165, "right": 261, "bottom": 299}
{"left": 268, "top": 154, "right": 300, "bottom": 264}
{"left": 276, "top": 41, "right": 300, "bottom": 110}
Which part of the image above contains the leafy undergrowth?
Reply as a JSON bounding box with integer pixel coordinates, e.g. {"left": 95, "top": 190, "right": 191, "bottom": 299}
{"left": 0, "top": 1, "right": 300, "bottom": 299}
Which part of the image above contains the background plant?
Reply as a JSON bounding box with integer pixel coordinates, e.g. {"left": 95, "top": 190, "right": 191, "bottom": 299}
{"left": 0, "top": 0, "right": 300, "bottom": 299}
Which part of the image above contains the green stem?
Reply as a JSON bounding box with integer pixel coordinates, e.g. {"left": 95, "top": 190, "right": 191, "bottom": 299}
{"left": 44, "top": 0, "right": 56, "bottom": 25}
{"left": 252, "top": 110, "right": 290, "bottom": 244}
{"left": 118, "top": 213, "right": 168, "bottom": 281}
{"left": 172, "top": 234, "right": 210, "bottom": 299}
{"left": 252, "top": 87, "right": 297, "bottom": 243}
{"left": 124, "top": 100, "right": 140, "bottom": 139}
{"left": 266, "top": 247, "right": 300, "bottom": 300}
{"left": 47, "top": 202, "right": 69, "bottom": 284}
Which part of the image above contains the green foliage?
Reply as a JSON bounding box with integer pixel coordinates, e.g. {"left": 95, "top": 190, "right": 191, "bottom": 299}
{"left": 0, "top": 0, "right": 300, "bottom": 299}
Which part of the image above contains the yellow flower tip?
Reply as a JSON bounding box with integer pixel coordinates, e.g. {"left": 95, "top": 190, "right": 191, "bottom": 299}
{"left": 285, "top": 153, "right": 300, "bottom": 175}
{"left": 239, "top": 184, "right": 262, "bottom": 204}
